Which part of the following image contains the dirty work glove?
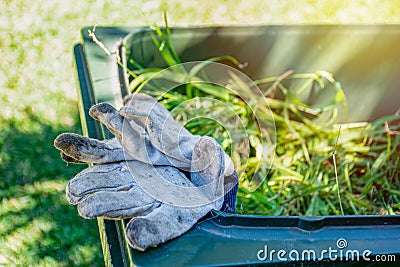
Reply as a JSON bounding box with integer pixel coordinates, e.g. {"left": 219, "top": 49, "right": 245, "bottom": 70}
{"left": 55, "top": 133, "right": 229, "bottom": 250}
{"left": 54, "top": 93, "right": 238, "bottom": 249}
{"left": 56, "top": 94, "right": 237, "bottom": 211}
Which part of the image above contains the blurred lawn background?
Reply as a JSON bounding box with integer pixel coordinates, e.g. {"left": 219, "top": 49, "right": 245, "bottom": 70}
{"left": 1, "top": 0, "right": 400, "bottom": 266}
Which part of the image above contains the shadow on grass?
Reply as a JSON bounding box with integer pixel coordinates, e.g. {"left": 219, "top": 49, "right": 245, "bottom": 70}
{"left": 0, "top": 109, "right": 103, "bottom": 266}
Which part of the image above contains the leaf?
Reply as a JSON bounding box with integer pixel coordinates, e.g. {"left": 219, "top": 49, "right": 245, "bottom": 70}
{"left": 191, "top": 83, "right": 230, "bottom": 100}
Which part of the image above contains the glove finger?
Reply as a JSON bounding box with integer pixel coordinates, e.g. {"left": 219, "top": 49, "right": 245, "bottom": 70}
{"left": 125, "top": 203, "right": 214, "bottom": 251}
{"left": 89, "top": 103, "right": 124, "bottom": 139}
{"left": 54, "top": 133, "right": 126, "bottom": 163}
{"left": 190, "top": 136, "right": 225, "bottom": 203}
{"left": 66, "top": 162, "right": 195, "bottom": 205}
{"left": 66, "top": 163, "right": 135, "bottom": 204}
{"left": 77, "top": 189, "right": 159, "bottom": 219}
{"left": 120, "top": 120, "right": 175, "bottom": 166}
{"left": 223, "top": 154, "right": 235, "bottom": 177}
{"left": 89, "top": 103, "right": 175, "bottom": 167}
{"left": 120, "top": 93, "right": 198, "bottom": 164}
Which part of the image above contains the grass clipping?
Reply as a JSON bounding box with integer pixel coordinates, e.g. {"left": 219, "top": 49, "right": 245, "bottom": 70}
{"left": 118, "top": 24, "right": 400, "bottom": 216}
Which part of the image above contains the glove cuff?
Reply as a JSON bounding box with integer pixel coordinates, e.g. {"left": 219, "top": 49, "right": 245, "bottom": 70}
{"left": 221, "top": 171, "right": 238, "bottom": 213}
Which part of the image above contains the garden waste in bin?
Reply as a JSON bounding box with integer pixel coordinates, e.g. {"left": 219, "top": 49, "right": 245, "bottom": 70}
{"left": 73, "top": 25, "right": 400, "bottom": 266}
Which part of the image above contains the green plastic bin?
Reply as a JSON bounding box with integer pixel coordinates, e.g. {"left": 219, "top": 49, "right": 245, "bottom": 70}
{"left": 74, "top": 25, "right": 400, "bottom": 266}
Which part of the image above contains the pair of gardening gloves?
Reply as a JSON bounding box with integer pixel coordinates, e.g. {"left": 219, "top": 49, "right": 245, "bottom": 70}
{"left": 54, "top": 93, "right": 238, "bottom": 251}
